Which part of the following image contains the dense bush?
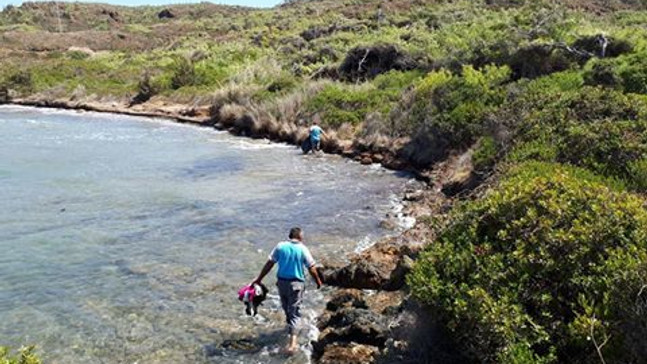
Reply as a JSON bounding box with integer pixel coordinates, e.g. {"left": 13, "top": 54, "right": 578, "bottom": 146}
{"left": 169, "top": 56, "right": 201, "bottom": 90}
{"left": 583, "top": 52, "right": 647, "bottom": 94}
{"left": 506, "top": 86, "right": 647, "bottom": 189}
{"left": 472, "top": 136, "right": 499, "bottom": 173}
{"left": 400, "top": 65, "right": 510, "bottom": 166}
{"left": 617, "top": 52, "right": 647, "bottom": 94}
{"left": 408, "top": 162, "right": 647, "bottom": 363}
{"left": 1, "top": 69, "right": 34, "bottom": 92}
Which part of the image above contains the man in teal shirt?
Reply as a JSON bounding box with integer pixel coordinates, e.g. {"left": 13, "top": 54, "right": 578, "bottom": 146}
{"left": 253, "top": 227, "right": 323, "bottom": 355}
{"left": 308, "top": 116, "right": 326, "bottom": 154}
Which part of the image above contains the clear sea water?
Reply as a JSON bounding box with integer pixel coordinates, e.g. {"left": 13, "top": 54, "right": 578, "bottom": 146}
{"left": 0, "top": 106, "right": 412, "bottom": 363}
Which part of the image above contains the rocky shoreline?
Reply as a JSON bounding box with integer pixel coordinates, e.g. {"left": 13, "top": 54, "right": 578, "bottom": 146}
{"left": 313, "top": 185, "right": 454, "bottom": 363}
{"left": 2, "top": 96, "right": 469, "bottom": 363}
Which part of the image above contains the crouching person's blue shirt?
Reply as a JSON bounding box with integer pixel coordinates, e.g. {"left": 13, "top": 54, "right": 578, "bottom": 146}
{"left": 269, "top": 240, "right": 316, "bottom": 282}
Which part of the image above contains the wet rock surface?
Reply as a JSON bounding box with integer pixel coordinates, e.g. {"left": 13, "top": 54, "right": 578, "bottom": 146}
{"left": 313, "top": 289, "right": 399, "bottom": 363}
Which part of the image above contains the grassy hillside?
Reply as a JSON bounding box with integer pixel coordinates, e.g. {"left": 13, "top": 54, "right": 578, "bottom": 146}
{"left": 2, "top": 0, "right": 647, "bottom": 362}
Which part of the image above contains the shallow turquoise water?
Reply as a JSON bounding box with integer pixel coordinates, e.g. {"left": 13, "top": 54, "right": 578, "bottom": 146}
{"left": 0, "top": 106, "right": 411, "bottom": 363}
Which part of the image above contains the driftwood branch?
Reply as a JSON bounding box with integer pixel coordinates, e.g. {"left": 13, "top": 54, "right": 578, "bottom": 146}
{"left": 358, "top": 49, "right": 371, "bottom": 72}
{"left": 554, "top": 42, "right": 595, "bottom": 59}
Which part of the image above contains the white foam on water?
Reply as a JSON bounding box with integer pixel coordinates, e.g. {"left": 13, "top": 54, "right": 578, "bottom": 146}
{"left": 226, "top": 139, "right": 293, "bottom": 151}
{"left": 354, "top": 235, "right": 376, "bottom": 254}
{"left": 388, "top": 193, "right": 417, "bottom": 230}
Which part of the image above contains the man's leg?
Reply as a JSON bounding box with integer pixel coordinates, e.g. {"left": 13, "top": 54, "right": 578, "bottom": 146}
{"left": 278, "top": 280, "right": 304, "bottom": 353}
{"left": 288, "top": 281, "right": 304, "bottom": 352}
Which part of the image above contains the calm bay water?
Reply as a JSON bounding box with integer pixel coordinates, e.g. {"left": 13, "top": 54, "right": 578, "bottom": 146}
{"left": 0, "top": 106, "right": 412, "bottom": 363}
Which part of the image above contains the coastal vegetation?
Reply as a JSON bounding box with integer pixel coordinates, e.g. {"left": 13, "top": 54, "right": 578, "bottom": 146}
{"left": 2, "top": 0, "right": 647, "bottom": 362}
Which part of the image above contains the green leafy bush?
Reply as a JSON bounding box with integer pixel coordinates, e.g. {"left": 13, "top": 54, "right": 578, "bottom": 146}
{"left": 169, "top": 56, "right": 201, "bottom": 90}
{"left": 1, "top": 69, "right": 34, "bottom": 92}
{"left": 408, "top": 162, "right": 647, "bottom": 363}
{"left": 400, "top": 65, "right": 510, "bottom": 165}
{"left": 507, "top": 86, "right": 647, "bottom": 189}
{"left": 583, "top": 60, "right": 621, "bottom": 89}
{"left": 583, "top": 52, "right": 647, "bottom": 95}
{"left": 617, "top": 52, "right": 647, "bottom": 94}
{"left": 472, "top": 136, "right": 498, "bottom": 173}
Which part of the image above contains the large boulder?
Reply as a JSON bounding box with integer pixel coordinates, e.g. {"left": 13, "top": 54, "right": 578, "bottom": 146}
{"left": 321, "top": 241, "right": 416, "bottom": 291}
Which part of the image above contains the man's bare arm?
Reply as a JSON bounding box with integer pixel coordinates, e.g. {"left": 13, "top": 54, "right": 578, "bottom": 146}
{"left": 253, "top": 260, "right": 275, "bottom": 284}
{"left": 308, "top": 266, "right": 323, "bottom": 289}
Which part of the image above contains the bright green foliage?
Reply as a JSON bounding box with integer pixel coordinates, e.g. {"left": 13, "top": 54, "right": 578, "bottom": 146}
{"left": 400, "top": 65, "right": 510, "bottom": 164}
{"left": 408, "top": 162, "right": 647, "bottom": 363}
{"left": 0, "top": 346, "right": 41, "bottom": 364}
{"left": 617, "top": 52, "right": 647, "bottom": 94}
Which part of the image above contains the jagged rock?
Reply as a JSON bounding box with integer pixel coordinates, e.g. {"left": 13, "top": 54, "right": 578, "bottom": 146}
{"left": 325, "top": 289, "right": 367, "bottom": 312}
{"left": 321, "top": 242, "right": 415, "bottom": 291}
{"left": 404, "top": 190, "right": 424, "bottom": 202}
{"left": 361, "top": 157, "right": 373, "bottom": 165}
{"left": 371, "top": 154, "right": 384, "bottom": 163}
{"left": 101, "top": 8, "right": 120, "bottom": 22}
{"left": 379, "top": 218, "right": 398, "bottom": 231}
{"left": 313, "top": 308, "right": 389, "bottom": 360}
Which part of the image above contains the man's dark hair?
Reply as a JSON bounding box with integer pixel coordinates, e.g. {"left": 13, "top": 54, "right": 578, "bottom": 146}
{"left": 289, "top": 227, "right": 302, "bottom": 239}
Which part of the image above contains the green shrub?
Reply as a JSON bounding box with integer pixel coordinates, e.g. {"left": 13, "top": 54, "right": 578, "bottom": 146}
{"left": 400, "top": 65, "right": 510, "bottom": 165}
{"left": 583, "top": 52, "right": 647, "bottom": 95}
{"left": 558, "top": 120, "right": 647, "bottom": 184}
{"left": 408, "top": 162, "right": 647, "bottom": 363}
{"left": 629, "top": 157, "right": 647, "bottom": 191}
{"left": 508, "top": 87, "right": 647, "bottom": 189}
{"left": 2, "top": 69, "right": 34, "bottom": 92}
{"left": 169, "top": 56, "right": 201, "bottom": 90}
{"left": 618, "top": 52, "right": 647, "bottom": 94}
{"left": 472, "top": 136, "right": 498, "bottom": 173}
{"left": 583, "top": 60, "right": 621, "bottom": 89}
{"left": 66, "top": 50, "right": 91, "bottom": 60}
{"left": 0, "top": 346, "right": 41, "bottom": 364}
